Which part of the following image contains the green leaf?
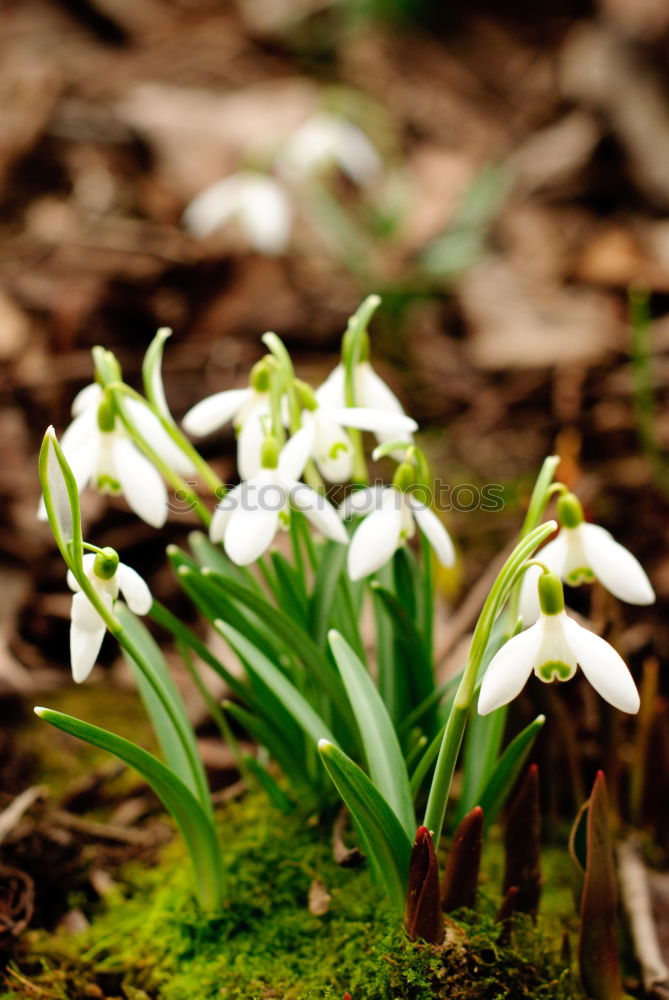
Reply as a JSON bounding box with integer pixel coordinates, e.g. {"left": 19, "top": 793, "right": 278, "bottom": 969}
{"left": 370, "top": 583, "right": 435, "bottom": 735}
{"left": 270, "top": 552, "right": 309, "bottom": 628}
{"left": 455, "top": 705, "right": 508, "bottom": 824}
{"left": 478, "top": 715, "right": 545, "bottom": 827}
{"left": 202, "top": 571, "right": 351, "bottom": 720}
{"left": 318, "top": 740, "right": 412, "bottom": 913}
{"left": 309, "top": 541, "right": 347, "bottom": 649}
{"left": 142, "top": 326, "right": 172, "bottom": 420}
{"left": 329, "top": 631, "right": 415, "bottom": 838}
{"left": 38, "top": 429, "right": 83, "bottom": 572}
{"left": 187, "top": 532, "right": 263, "bottom": 593}
{"left": 116, "top": 604, "right": 212, "bottom": 819}
{"left": 217, "top": 622, "right": 337, "bottom": 749}
{"left": 34, "top": 707, "right": 225, "bottom": 911}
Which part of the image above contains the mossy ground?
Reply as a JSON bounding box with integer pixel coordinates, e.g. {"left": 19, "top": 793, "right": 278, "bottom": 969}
{"left": 1, "top": 786, "right": 585, "bottom": 1000}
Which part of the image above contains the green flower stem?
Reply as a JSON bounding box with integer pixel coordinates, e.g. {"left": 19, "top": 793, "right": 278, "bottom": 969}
{"left": 343, "top": 296, "right": 381, "bottom": 485}
{"left": 506, "top": 455, "right": 560, "bottom": 625}
{"left": 108, "top": 385, "right": 213, "bottom": 528}
{"left": 423, "top": 521, "right": 556, "bottom": 844}
{"left": 420, "top": 532, "right": 434, "bottom": 663}
{"left": 74, "top": 572, "right": 213, "bottom": 822}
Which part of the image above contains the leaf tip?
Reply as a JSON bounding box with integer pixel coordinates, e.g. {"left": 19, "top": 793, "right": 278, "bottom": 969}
{"left": 318, "top": 739, "right": 333, "bottom": 753}
{"left": 33, "top": 706, "right": 47, "bottom": 718}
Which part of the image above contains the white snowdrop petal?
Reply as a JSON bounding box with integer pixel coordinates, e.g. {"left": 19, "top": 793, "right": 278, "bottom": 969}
{"left": 328, "top": 407, "right": 418, "bottom": 435}
{"left": 347, "top": 495, "right": 403, "bottom": 581}
{"left": 70, "top": 621, "right": 106, "bottom": 683}
{"left": 534, "top": 612, "right": 577, "bottom": 681}
{"left": 278, "top": 424, "right": 316, "bottom": 482}
{"left": 66, "top": 555, "right": 97, "bottom": 593}
{"left": 117, "top": 564, "right": 152, "bottom": 615}
{"left": 412, "top": 503, "right": 456, "bottom": 567}
{"left": 580, "top": 523, "right": 655, "bottom": 605}
{"left": 71, "top": 590, "right": 105, "bottom": 632}
{"left": 339, "top": 485, "right": 386, "bottom": 521}
{"left": 237, "top": 409, "right": 266, "bottom": 481}
{"left": 359, "top": 362, "right": 406, "bottom": 415}
{"left": 310, "top": 416, "right": 351, "bottom": 483}
{"left": 224, "top": 502, "right": 279, "bottom": 566}
{"left": 334, "top": 121, "right": 382, "bottom": 187}
{"left": 315, "top": 365, "right": 346, "bottom": 410}
{"left": 478, "top": 622, "right": 543, "bottom": 716}
{"left": 125, "top": 398, "right": 195, "bottom": 477}
{"left": 182, "top": 176, "right": 244, "bottom": 238}
{"left": 287, "top": 481, "right": 348, "bottom": 544}
{"left": 241, "top": 178, "right": 292, "bottom": 256}
{"left": 60, "top": 405, "right": 99, "bottom": 456}
{"left": 562, "top": 617, "right": 640, "bottom": 713}
{"left": 182, "top": 388, "right": 252, "bottom": 437}
{"left": 518, "top": 534, "right": 567, "bottom": 627}
{"left": 71, "top": 382, "right": 102, "bottom": 417}
{"left": 209, "top": 484, "right": 242, "bottom": 544}
{"left": 112, "top": 437, "right": 167, "bottom": 528}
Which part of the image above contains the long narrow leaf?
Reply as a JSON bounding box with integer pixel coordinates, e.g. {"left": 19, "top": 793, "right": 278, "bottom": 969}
{"left": 329, "top": 630, "right": 415, "bottom": 837}
{"left": 115, "top": 604, "right": 211, "bottom": 818}
{"left": 455, "top": 706, "right": 508, "bottom": 824}
{"left": 309, "top": 541, "right": 347, "bottom": 649}
{"left": 34, "top": 707, "right": 225, "bottom": 911}
{"left": 217, "top": 622, "right": 337, "bottom": 748}
{"left": 478, "top": 715, "right": 545, "bottom": 827}
{"left": 318, "top": 740, "right": 412, "bottom": 913}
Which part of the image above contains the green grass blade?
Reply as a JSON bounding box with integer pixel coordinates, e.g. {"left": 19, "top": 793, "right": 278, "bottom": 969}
{"left": 115, "top": 604, "right": 212, "bottom": 819}
{"left": 217, "top": 622, "right": 337, "bottom": 748}
{"left": 35, "top": 707, "right": 225, "bottom": 911}
{"left": 329, "top": 630, "right": 415, "bottom": 838}
{"left": 318, "top": 740, "right": 412, "bottom": 913}
{"left": 309, "top": 540, "right": 347, "bottom": 649}
{"left": 455, "top": 705, "right": 508, "bottom": 824}
{"left": 478, "top": 714, "right": 546, "bottom": 828}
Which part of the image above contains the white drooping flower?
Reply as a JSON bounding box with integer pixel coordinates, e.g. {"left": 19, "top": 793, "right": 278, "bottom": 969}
{"left": 344, "top": 473, "right": 455, "bottom": 581}
{"left": 295, "top": 379, "right": 418, "bottom": 482}
{"left": 210, "top": 428, "right": 348, "bottom": 566}
{"left": 67, "top": 550, "right": 152, "bottom": 684}
{"left": 519, "top": 491, "right": 654, "bottom": 625}
{"left": 278, "top": 113, "right": 382, "bottom": 188}
{"left": 480, "top": 571, "right": 640, "bottom": 715}
{"left": 182, "top": 359, "right": 273, "bottom": 481}
{"left": 316, "top": 360, "right": 413, "bottom": 455}
{"left": 38, "top": 384, "right": 194, "bottom": 529}
{"left": 182, "top": 172, "right": 292, "bottom": 255}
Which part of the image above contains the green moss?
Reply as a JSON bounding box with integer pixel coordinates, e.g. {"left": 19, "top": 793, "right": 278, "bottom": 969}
{"left": 2, "top": 792, "right": 584, "bottom": 1000}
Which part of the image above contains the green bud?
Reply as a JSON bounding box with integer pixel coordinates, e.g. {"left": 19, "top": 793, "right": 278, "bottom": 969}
{"left": 93, "top": 547, "right": 119, "bottom": 580}
{"left": 392, "top": 461, "right": 415, "bottom": 493}
{"left": 537, "top": 571, "right": 565, "bottom": 616}
{"left": 261, "top": 435, "right": 280, "bottom": 469}
{"left": 556, "top": 492, "right": 584, "bottom": 529}
{"left": 250, "top": 358, "right": 272, "bottom": 393}
{"left": 97, "top": 393, "right": 116, "bottom": 433}
{"left": 294, "top": 380, "right": 318, "bottom": 411}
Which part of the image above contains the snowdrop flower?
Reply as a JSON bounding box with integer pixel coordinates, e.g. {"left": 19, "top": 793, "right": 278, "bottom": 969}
{"left": 480, "top": 570, "right": 640, "bottom": 715}
{"left": 182, "top": 359, "right": 273, "bottom": 481}
{"left": 316, "top": 359, "right": 413, "bottom": 455}
{"left": 345, "top": 462, "right": 455, "bottom": 581}
{"left": 294, "top": 380, "right": 418, "bottom": 483}
{"left": 519, "top": 492, "right": 654, "bottom": 624}
{"left": 279, "top": 113, "right": 382, "bottom": 188}
{"left": 211, "top": 429, "right": 348, "bottom": 565}
{"left": 182, "top": 172, "right": 292, "bottom": 255}
{"left": 39, "top": 384, "right": 193, "bottom": 529}
{"left": 67, "top": 549, "right": 152, "bottom": 683}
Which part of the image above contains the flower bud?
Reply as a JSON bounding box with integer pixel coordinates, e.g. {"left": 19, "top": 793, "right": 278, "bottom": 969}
{"left": 93, "top": 547, "right": 120, "bottom": 580}
{"left": 537, "top": 571, "right": 565, "bottom": 616}
{"left": 556, "top": 492, "right": 584, "bottom": 529}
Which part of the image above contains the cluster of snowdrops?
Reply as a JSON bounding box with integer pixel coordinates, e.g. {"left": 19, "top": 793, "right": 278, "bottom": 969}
{"left": 37, "top": 295, "right": 654, "bottom": 923}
